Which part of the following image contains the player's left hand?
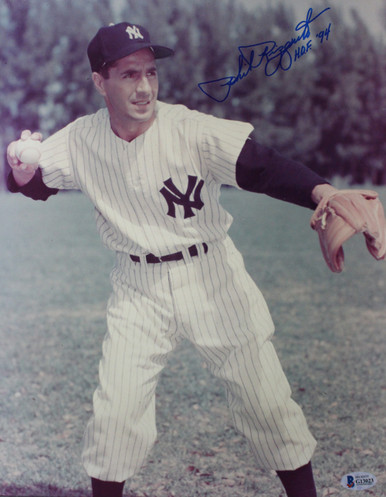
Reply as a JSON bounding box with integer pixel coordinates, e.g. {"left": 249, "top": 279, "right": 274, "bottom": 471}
{"left": 310, "top": 187, "right": 386, "bottom": 272}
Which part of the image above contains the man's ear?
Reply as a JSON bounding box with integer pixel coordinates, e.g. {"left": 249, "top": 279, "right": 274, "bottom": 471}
{"left": 92, "top": 72, "right": 106, "bottom": 97}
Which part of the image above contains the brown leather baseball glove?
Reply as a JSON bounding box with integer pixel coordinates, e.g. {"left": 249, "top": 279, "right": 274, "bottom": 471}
{"left": 310, "top": 189, "right": 386, "bottom": 272}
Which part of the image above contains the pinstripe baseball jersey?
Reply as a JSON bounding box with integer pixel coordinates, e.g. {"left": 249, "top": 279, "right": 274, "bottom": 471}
{"left": 38, "top": 102, "right": 253, "bottom": 255}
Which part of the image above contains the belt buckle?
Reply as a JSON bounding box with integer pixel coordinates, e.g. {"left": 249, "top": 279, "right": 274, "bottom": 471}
{"left": 146, "top": 253, "right": 161, "bottom": 263}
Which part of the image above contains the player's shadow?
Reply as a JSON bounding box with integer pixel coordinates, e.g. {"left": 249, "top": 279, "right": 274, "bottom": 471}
{"left": 0, "top": 484, "right": 84, "bottom": 497}
{"left": 0, "top": 484, "right": 138, "bottom": 497}
{"left": 0, "top": 485, "right": 82, "bottom": 497}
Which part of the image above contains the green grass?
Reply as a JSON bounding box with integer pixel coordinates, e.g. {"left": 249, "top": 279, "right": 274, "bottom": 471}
{"left": 0, "top": 187, "right": 385, "bottom": 497}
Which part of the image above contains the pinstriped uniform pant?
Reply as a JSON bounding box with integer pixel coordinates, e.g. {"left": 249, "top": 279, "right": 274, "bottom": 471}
{"left": 81, "top": 237, "right": 316, "bottom": 482}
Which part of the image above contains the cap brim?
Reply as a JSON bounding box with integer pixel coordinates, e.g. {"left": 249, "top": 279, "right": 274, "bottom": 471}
{"left": 103, "top": 43, "right": 174, "bottom": 68}
{"left": 151, "top": 45, "right": 174, "bottom": 59}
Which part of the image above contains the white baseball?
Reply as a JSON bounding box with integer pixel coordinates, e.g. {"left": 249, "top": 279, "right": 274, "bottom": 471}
{"left": 15, "top": 139, "right": 42, "bottom": 165}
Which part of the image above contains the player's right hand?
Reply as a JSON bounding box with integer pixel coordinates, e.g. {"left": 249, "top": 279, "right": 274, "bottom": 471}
{"left": 7, "top": 130, "right": 42, "bottom": 185}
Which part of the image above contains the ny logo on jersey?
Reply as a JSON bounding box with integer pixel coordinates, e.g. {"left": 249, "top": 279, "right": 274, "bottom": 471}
{"left": 125, "top": 25, "right": 144, "bottom": 40}
{"left": 160, "top": 175, "right": 205, "bottom": 219}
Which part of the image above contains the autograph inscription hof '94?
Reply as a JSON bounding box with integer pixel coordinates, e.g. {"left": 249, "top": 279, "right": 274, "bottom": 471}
{"left": 198, "top": 7, "right": 332, "bottom": 103}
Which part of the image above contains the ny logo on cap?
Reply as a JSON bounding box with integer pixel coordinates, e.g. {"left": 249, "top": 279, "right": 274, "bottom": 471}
{"left": 126, "top": 25, "right": 144, "bottom": 40}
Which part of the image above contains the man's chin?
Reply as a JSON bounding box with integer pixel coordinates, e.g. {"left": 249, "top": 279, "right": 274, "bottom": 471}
{"left": 131, "top": 104, "right": 156, "bottom": 122}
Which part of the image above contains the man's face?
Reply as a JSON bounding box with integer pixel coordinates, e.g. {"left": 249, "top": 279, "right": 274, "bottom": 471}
{"left": 93, "top": 48, "right": 159, "bottom": 129}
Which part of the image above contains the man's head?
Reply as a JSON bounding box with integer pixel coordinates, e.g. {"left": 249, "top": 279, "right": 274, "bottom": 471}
{"left": 92, "top": 48, "right": 160, "bottom": 131}
{"left": 87, "top": 22, "right": 174, "bottom": 76}
{"left": 88, "top": 23, "right": 173, "bottom": 138}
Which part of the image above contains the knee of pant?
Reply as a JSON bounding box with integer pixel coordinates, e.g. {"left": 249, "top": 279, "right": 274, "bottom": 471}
{"left": 93, "top": 385, "right": 157, "bottom": 420}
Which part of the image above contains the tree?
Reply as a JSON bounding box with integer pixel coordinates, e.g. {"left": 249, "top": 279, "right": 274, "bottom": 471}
{"left": 1, "top": 0, "right": 113, "bottom": 186}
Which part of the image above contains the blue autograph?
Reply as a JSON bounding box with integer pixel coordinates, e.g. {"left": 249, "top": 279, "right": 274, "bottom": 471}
{"left": 198, "top": 7, "right": 331, "bottom": 102}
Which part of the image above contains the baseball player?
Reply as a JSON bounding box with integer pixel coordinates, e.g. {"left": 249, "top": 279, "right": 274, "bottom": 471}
{"left": 7, "top": 22, "right": 386, "bottom": 497}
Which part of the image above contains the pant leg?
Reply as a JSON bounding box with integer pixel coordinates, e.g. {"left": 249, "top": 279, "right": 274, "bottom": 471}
{"left": 169, "top": 238, "right": 317, "bottom": 470}
{"left": 82, "top": 263, "right": 179, "bottom": 482}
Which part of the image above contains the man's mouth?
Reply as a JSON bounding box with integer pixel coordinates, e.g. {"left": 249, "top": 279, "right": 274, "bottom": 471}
{"left": 133, "top": 100, "right": 150, "bottom": 106}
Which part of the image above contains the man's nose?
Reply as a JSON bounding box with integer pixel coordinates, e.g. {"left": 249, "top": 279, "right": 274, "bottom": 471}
{"left": 137, "top": 75, "right": 151, "bottom": 93}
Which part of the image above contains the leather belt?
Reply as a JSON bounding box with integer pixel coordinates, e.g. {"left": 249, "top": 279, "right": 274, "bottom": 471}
{"left": 130, "top": 243, "right": 208, "bottom": 264}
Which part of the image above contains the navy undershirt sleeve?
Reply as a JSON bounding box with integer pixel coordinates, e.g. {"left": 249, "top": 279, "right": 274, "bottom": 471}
{"left": 236, "top": 138, "right": 329, "bottom": 209}
{"left": 7, "top": 168, "right": 59, "bottom": 201}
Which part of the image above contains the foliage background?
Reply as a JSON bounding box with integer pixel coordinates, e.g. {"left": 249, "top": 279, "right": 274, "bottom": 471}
{"left": 1, "top": 0, "right": 386, "bottom": 187}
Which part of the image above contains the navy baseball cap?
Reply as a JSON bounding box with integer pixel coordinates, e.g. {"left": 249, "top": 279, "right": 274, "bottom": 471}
{"left": 87, "top": 22, "right": 174, "bottom": 72}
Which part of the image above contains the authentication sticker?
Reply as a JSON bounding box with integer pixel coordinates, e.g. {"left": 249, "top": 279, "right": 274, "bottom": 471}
{"left": 341, "top": 472, "right": 377, "bottom": 491}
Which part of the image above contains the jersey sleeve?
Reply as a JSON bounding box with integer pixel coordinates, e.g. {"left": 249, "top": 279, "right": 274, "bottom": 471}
{"left": 201, "top": 114, "right": 253, "bottom": 186}
{"left": 38, "top": 123, "right": 79, "bottom": 190}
